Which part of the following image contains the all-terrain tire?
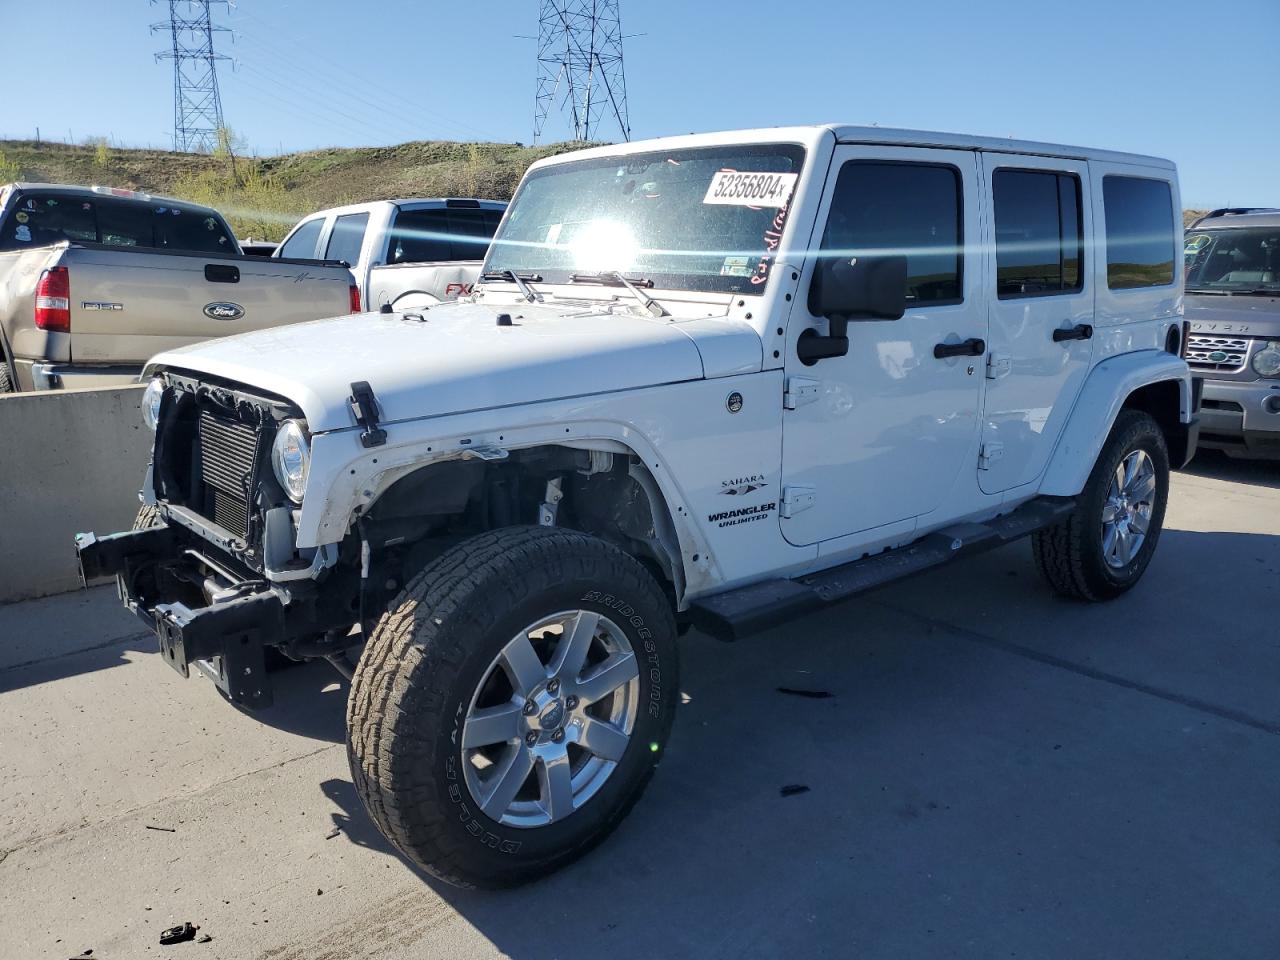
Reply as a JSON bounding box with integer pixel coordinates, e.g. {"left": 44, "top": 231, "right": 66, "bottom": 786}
{"left": 346, "top": 525, "right": 679, "bottom": 888}
{"left": 1032, "top": 410, "right": 1170, "bottom": 601}
{"left": 134, "top": 503, "right": 164, "bottom": 529}
{"left": 0, "top": 362, "right": 13, "bottom": 393}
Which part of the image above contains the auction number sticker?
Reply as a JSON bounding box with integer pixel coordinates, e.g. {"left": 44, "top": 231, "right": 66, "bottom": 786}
{"left": 703, "top": 170, "right": 797, "bottom": 207}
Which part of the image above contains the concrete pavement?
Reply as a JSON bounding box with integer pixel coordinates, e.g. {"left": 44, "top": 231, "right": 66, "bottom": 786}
{"left": 1, "top": 452, "right": 1277, "bottom": 959}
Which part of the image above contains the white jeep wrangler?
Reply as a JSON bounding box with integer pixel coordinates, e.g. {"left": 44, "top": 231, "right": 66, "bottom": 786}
{"left": 77, "top": 125, "right": 1198, "bottom": 888}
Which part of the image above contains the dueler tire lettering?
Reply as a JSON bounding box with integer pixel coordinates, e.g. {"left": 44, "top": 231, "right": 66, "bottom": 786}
{"left": 345, "top": 525, "right": 679, "bottom": 889}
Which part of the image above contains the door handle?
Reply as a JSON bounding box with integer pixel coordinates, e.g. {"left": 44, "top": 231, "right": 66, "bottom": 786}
{"left": 933, "top": 337, "right": 986, "bottom": 359}
{"left": 204, "top": 264, "right": 240, "bottom": 283}
{"left": 1052, "top": 323, "right": 1093, "bottom": 343}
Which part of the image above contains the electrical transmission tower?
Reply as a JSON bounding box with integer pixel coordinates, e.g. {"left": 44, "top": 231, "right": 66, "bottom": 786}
{"left": 152, "top": 1, "right": 231, "bottom": 153}
{"left": 534, "top": 0, "right": 631, "bottom": 144}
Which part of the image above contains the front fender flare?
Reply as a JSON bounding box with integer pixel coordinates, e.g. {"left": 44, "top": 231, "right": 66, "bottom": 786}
{"left": 1040, "top": 350, "right": 1194, "bottom": 497}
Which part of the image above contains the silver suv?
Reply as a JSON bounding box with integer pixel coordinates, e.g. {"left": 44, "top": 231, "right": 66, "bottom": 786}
{"left": 1184, "top": 208, "right": 1280, "bottom": 458}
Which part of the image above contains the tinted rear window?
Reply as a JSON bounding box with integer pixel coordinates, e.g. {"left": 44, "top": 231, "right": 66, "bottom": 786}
{"left": 155, "top": 207, "right": 236, "bottom": 252}
{"left": 1, "top": 193, "right": 96, "bottom": 249}
{"left": 388, "top": 207, "right": 502, "bottom": 263}
{"left": 0, "top": 193, "right": 233, "bottom": 253}
{"left": 1103, "top": 176, "right": 1176, "bottom": 289}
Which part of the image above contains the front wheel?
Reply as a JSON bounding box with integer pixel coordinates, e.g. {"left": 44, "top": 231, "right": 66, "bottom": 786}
{"left": 1033, "top": 410, "right": 1170, "bottom": 601}
{"left": 346, "top": 526, "right": 679, "bottom": 888}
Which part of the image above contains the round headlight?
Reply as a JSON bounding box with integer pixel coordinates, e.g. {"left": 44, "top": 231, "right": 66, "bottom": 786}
{"left": 141, "top": 377, "right": 165, "bottom": 431}
{"left": 1253, "top": 342, "right": 1280, "bottom": 379}
{"left": 271, "top": 420, "right": 311, "bottom": 503}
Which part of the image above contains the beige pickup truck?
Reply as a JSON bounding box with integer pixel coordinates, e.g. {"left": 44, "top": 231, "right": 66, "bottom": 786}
{"left": 0, "top": 183, "right": 358, "bottom": 392}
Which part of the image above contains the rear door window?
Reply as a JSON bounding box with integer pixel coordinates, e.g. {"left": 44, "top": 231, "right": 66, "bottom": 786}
{"left": 992, "top": 169, "right": 1083, "bottom": 298}
{"left": 279, "top": 217, "right": 324, "bottom": 259}
{"left": 1103, "top": 176, "right": 1176, "bottom": 289}
{"left": 325, "top": 212, "right": 369, "bottom": 266}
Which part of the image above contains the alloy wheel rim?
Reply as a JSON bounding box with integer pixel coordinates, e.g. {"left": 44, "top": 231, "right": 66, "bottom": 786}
{"left": 1100, "top": 449, "right": 1156, "bottom": 569}
{"left": 461, "top": 609, "right": 640, "bottom": 829}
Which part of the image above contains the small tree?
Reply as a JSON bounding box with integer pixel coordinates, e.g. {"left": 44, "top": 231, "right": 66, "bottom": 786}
{"left": 93, "top": 138, "right": 111, "bottom": 167}
{"left": 0, "top": 150, "right": 20, "bottom": 182}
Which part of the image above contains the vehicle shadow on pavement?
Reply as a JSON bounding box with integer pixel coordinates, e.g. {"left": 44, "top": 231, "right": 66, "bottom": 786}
{"left": 0, "top": 630, "right": 156, "bottom": 695}
{"left": 300, "top": 520, "right": 1280, "bottom": 959}
{"left": 237, "top": 659, "right": 349, "bottom": 743}
{"left": 1183, "top": 448, "right": 1280, "bottom": 488}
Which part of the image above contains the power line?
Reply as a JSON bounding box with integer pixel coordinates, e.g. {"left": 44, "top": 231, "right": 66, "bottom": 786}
{"left": 152, "top": 0, "right": 231, "bottom": 152}
{"left": 223, "top": 8, "right": 502, "bottom": 143}
{"left": 534, "top": 0, "right": 630, "bottom": 144}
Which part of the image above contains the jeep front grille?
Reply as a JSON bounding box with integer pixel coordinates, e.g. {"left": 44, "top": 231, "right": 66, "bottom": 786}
{"left": 1185, "top": 335, "right": 1251, "bottom": 372}
{"left": 196, "top": 409, "right": 260, "bottom": 540}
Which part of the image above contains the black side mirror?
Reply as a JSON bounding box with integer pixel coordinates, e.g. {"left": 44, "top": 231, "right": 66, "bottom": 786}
{"left": 798, "top": 255, "right": 909, "bottom": 365}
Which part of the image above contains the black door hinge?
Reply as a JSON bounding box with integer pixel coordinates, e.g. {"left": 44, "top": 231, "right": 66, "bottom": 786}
{"left": 349, "top": 381, "right": 387, "bottom": 448}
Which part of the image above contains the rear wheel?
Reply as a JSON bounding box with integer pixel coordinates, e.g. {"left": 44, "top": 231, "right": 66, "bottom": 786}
{"left": 0, "top": 362, "right": 12, "bottom": 393}
{"left": 1033, "top": 410, "right": 1169, "bottom": 601}
{"left": 346, "top": 526, "right": 678, "bottom": 888}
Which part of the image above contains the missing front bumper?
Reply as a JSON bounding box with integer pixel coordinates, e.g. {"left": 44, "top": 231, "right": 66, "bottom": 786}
{"left": 153, "top": 593, "right": 283, "bottom": 708}
{"left": 75, "top": 526, "right": 283, "bottom": 708}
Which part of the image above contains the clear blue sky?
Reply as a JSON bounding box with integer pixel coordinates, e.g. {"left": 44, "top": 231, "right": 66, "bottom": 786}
{"left": 2, "top": 0, "right": 1276, "bottom": 207}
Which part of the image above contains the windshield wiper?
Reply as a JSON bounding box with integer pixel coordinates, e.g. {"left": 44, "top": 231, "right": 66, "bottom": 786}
{"left": 1186, "top": 286, "right": 1280, "bottom": 297}
{"left": 480, "top": 270, "right": 543, "bottom": 303}
{"left": 569, "top": 271, "right": 670, "bottom": 318}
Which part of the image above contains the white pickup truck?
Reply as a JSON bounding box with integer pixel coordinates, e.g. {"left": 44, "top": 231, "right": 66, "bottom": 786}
{"left": 275, "top": 197, "right": 507, "bottom": 311}
{"left": 0, "top": 183, "right": 357, "bottom": 392}
{"left": 79, "top": 125, "right": 1199, "bottom": 889}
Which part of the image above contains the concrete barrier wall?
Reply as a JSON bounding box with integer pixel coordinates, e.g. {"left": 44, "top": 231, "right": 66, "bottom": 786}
{"left": 0, "top": 385, "right": 150, "bottom": 603}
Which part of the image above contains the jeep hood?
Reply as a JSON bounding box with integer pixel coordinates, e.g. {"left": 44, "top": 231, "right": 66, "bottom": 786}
{"left": 148, "top": 300, "right": 755, "bottom": 432}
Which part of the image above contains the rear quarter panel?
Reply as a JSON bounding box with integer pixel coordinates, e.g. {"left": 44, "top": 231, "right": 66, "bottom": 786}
{"left": 367, "top": 261, "right": 481, "bottom": 309}
{"left": 0, "top": 245, "right": 70, "bottom": 366}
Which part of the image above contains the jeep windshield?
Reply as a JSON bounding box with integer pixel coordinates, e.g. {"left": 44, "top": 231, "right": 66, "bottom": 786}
{"left": 483, "top": 143, "right": 806, "bottom": 295}
{"left": 1185, "top": 226, "right": 1280, "bottom": 295}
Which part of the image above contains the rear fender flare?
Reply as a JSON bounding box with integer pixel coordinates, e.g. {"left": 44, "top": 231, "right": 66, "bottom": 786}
{"left": 1040, "top": 350, "right": 1193, "bottom": 496}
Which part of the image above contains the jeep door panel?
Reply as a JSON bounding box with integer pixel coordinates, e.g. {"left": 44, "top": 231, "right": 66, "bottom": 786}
{"left": 780, "top": 146, "right": 987, "bottom": 547}
{"left": 977, "top": 153, "right": 1095, "bottom": 495}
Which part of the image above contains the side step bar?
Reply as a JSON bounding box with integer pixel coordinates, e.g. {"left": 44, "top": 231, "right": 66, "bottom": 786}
{"left": 688, "top": 496, "right": 1076, "bottom": 642}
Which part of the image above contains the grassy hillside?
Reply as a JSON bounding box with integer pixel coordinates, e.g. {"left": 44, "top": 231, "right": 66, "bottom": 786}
{"left": 0, "top": 138, "right": 583, "bottom": 241}
{"left": 0, "top": 137, "right": 1217, "bottom": 240}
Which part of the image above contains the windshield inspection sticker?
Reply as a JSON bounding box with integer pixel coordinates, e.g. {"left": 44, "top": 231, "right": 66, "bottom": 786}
{"left": 720, "top": 256, "right": 752, "bottom": 277}
{"left": 703, "top": 170, "right": 797, "bottom": 207}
